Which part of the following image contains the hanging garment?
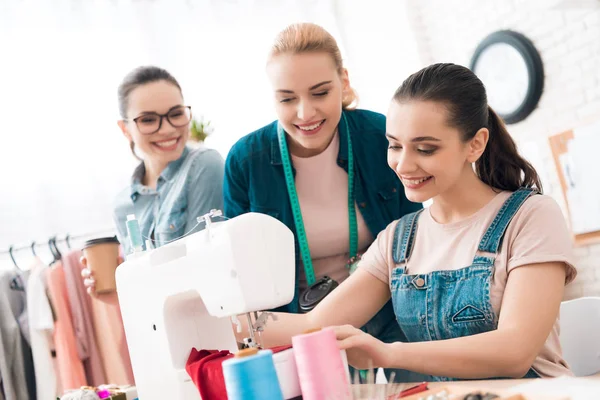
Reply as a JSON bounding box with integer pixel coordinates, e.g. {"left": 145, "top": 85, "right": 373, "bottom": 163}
{"left": 28, "top": 258, "right": 59, "bottom": 400}
{"left": 62, "top": 250, "right": 106, "bottom": 386}
{"left": 89, "top": 293, "right": 135, "bottom": 385}
{"left": 46, "top": 262, "right": 87, "bottom": 391}
{"left": 0, "top": 269, "right": 36, "bottom": 400}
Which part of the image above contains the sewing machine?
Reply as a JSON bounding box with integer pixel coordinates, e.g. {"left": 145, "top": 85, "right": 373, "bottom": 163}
{"left": 115, "top": 211, "right": 298, "bottom": 400}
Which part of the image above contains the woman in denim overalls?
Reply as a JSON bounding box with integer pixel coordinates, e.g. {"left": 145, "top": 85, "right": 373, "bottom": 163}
{"left": 252, "top": 63, "right": 577, "bottom": 381}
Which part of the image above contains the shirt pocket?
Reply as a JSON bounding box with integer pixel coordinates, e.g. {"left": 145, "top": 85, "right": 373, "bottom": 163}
{"left": 155, "top": 201, "right": 188, "bottom": 245}
{"left": 376, "top": 179, "right": 401, "bottom": 215}
{"left": 390, "top": 268, "right": 427, "bottom": 340}
{"left": 377, "top": 181, "right": 400, "bottom": 202}
{"left": 438, "top": 271, "right": 496, "bottom": 339}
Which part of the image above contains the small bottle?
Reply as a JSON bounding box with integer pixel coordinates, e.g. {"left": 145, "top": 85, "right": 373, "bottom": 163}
{"left": 126, "top": 214, "right": 144, "bottom": 254}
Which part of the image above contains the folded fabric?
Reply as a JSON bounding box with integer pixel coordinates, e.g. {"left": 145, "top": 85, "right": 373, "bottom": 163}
{"left": 59, "top": 384, "right": 136, "bottom": 400}
{"left": 185, "top": 345, "right": 293, "bottom": 400}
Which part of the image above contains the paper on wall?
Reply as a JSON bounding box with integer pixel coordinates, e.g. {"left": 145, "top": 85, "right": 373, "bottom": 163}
{"left": 563, "top": 120, "right": 600, "bottom": 235}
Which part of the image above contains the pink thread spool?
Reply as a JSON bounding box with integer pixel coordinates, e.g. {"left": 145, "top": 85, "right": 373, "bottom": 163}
{"left": 292, "top": 327, "right": 352, "bottom": 400}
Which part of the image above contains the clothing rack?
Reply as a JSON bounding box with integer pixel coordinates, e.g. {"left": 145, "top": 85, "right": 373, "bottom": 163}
{"left": 1, "top": 228, "right": 116, "bottom": 257}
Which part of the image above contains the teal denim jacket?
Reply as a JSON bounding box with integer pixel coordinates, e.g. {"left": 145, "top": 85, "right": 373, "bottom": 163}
{"left": 223, "top": 109, "right": 422, "bottom": 312}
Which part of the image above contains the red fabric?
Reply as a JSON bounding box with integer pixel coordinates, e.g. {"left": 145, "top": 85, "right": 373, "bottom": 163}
{"left": 185, "top": 345, "right": 293, "bottom": 400}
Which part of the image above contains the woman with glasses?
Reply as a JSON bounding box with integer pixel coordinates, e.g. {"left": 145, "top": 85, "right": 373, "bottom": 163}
{"left": 81, "top": 65, "right": 224, "bottom": 295}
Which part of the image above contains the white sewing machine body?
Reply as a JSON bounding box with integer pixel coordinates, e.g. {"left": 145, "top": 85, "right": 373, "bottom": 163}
{"left": 116, "top": 212, "right": 296, "bottom": 400}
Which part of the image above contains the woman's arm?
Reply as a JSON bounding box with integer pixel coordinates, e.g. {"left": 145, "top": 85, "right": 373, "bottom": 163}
{"left": 379, "top": 262, "right": 566, "bottom": 378}
{"left": 223, "top": 149, "right": 250, "bottom": 219}
{"left": 237, "top": 268, "right": 391, "bottom": 347}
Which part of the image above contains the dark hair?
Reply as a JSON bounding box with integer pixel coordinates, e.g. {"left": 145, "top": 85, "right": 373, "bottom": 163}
{"left": 117, "top": 66, "right": 183, "bottom": 159}
{"left": 393, "top": 63, "right": 542, "bottom": 193}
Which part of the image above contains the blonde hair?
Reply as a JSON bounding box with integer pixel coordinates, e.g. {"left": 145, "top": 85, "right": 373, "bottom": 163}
{"left": 269, "top": 23, "right": 358, "bottom": 110}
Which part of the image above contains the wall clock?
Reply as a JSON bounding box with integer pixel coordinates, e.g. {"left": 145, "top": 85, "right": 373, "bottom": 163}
{"left": 470, "top": 30, "right": 544, "bottom": 124}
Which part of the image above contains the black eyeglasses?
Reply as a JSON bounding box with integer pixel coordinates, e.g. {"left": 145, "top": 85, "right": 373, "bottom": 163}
{"left": 128, "top": 105, "right": 192, "bottom": 135}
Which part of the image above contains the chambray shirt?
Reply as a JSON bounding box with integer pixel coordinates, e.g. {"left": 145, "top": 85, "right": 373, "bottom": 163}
{"left": 223, "top": 109, "right": 422, "bottom": 312}
{"left": 113, "top": 146, "right": 225, "bottom": 255}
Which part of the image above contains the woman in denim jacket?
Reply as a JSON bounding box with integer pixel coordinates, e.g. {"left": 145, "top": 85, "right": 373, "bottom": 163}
{"left": 82, "top": 66, "right": 224, "bottom": 295}
{"left": 239, "top": 64, "right": 577, "bottom": 381}
{"left": 224, "top": 23, "right": 422, "bottom": 381}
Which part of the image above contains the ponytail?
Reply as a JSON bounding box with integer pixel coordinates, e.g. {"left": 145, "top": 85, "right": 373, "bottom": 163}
{"left": 393, "top": 63, "right": 543, "bottom": 193}
{"left": 479, "top": 107, "right": 542, "bottom": 192}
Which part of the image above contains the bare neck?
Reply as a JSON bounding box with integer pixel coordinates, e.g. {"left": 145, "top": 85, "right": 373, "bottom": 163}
{"left": 429, "top": 167, "right": 498, "bottom": 224}
{"left": 142, "top": 159, "right": 168, "bottom": 189}
{"left": 288, "top": 130, "right": 337, "bottom": 158}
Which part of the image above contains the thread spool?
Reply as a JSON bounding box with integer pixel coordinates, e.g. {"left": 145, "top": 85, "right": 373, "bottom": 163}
{"left": 272, "top": 348, "right": 302, "bottom": 399}
{"left": 126, "top": 214, "right": 143, "bottom": 252}
{"left": 292, "top": 327, "right": 352, "bottom": 400}
{"left": 222, "top": 348, "right": 284, "bottom": 400}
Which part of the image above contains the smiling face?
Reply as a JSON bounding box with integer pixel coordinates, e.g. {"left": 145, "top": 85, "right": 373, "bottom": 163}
{"left": 118, "top": 80, "right": 189, "bottom": 164}
{"left": 386, "top": 100, "right": 487, "bottom": 204}
{"left": 267, "top": 52, "right": 349, "bottom": 157}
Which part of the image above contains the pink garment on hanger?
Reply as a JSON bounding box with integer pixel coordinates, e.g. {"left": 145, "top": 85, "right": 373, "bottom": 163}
{"left": 89, "top": 246, "right": 134, "bottom": 386}
{"left": 62, "top": 250, "right": 106, "bottom": 386}
{"left": 89, "top": 292, "right": 135, "bottom": 385}
{"left": 46, "top": 262, "right": 87, "bottom": 391}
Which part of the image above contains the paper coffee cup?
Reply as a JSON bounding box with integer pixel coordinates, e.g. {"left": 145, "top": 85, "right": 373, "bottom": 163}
{"left": 83, "top": 236, "right": 120, "bottom": 294}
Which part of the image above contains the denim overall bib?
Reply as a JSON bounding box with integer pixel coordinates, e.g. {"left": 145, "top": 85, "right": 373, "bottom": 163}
{"left": 390, "top": 189, "right": 540, "bottom": 381}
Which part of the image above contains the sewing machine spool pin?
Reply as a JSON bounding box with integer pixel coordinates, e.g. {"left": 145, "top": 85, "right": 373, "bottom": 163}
{"left": 197, "top": 209, "right": 223, "bottom": 239}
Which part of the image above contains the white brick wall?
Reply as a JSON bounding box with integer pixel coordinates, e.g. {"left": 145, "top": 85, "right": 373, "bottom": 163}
{"left": 405, "top": 0, "right": 600, "bottom": 299}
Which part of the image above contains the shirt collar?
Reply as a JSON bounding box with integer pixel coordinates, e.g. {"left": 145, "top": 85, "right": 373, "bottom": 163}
{"left": 161, "top": 146, "right": 190, "bottom": 181}
{"left": 129, "top": 146, "right": 190, "bottom": 201}
{"left": 129, "top": 163, "right": 145, "bottom": 201}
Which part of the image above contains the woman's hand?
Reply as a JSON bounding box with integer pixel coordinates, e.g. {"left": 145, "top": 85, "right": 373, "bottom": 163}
{"left": 80, "top": 255, "right": 123, "bottom": 297}
{"left": 333, "top": 325, "right": 393, "bottom": 370}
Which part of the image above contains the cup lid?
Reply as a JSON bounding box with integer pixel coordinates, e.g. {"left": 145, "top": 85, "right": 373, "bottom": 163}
{"left": 83, "top": 236, "right": 120, "bottom": 249}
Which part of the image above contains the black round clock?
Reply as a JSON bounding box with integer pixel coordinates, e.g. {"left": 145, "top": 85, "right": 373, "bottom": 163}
{"left": 470, "top": 30, "right": 544, "bottom": 124}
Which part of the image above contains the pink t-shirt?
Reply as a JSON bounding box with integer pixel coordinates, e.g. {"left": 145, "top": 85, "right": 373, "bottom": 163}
{"left": 90, "top": 295, "right": 135, "bottom": 385}
{"left": 360, "top": 191, "right": 577, "bottom": 378}
{"left": 46, "top": 262, "right": 87, "bottom": 391}
{"left": 292, "top": 132, "right": 373, "bottom": 290}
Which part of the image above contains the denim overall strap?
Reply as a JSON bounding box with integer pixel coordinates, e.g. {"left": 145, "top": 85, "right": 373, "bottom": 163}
{"left": 392, "top": 209, "right": 425, "bottom": 264}
{"left": 477, "top": 188, "right": 536, "bottom": 255}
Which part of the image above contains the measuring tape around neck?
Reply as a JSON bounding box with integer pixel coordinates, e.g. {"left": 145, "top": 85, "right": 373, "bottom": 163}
{"left": 277, "top": 113, "right": 358, "bottom": 286}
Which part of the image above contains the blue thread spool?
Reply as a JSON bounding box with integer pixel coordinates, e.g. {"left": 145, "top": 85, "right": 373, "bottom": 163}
{"left": 222, "top": 349, "right": 284, "bottom": 400}
{"left": 126, "top": 214, "right": 143, "bottom": 252}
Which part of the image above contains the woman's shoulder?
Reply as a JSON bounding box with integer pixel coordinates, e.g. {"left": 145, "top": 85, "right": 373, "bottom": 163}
{"left": 226, "top": 120, "right": 278, "bottom": 165}
{"left": 504, "top": 191, "right": 571, "bottom": 244}
{"left": 231, "top": 121, "right": 278, "bottom": 152}
{"left": 345, "top": 108, "right": 386, "bottom": 134}
{"left": 186, "top": 145, "right": 224, "bottom": 170}
{"left": 504, "top": 191, "right": 576, "bottom": 282}
{"left": 515, "top": 192, "right": 564, "bottom": 220}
